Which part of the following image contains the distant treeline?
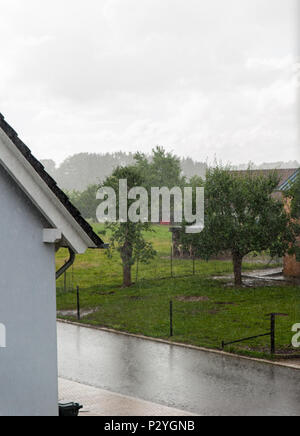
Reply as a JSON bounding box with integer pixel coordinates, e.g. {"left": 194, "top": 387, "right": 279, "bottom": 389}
{"left": 41, "top": 152, "right": 207, "bottom": 192}
{"left": 41, "top": 152, "right": 299, "bottom": 192}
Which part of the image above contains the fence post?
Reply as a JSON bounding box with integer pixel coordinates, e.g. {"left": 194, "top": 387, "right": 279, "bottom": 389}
{"left": 170, "top": 300, "right": 173, "bottom": 337}
{"left": 136, "top": 257, "right": 139, "bottom": 283}
{"left": 72, "top": 264, "right": 74, "bottom": 292}
{"left": 77, "top": 286, "right": 81, "bottom": 321}
{"left": 270, "top": 314, "right": 275, "bottom": 355}
{"left": 193, "top": 255, "right": 195, "bottom": 276}
{"left": 64, "top": 261, "right": 67, "bottom": 293}
{"left": 170, "top": 247, "right": 173, "bottom": 278}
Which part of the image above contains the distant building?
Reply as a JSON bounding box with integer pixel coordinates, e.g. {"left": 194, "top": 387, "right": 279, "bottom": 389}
{"left": 277, "top": 169, "right": 300, "bottom": 278}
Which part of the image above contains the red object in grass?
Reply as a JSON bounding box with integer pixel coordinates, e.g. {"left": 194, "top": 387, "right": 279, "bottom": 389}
{"left": 160, "top": 221, "right": 171, "bottom": 226}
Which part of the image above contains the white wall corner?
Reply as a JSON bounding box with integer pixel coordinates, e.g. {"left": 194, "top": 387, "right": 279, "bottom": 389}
{"left": 43, "top": 229, "right": 62, "bottom": 244}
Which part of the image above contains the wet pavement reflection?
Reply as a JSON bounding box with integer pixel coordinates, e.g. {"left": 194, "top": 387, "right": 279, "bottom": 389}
{"left": 57, "top": 322, "right": 300, "bottom": 416}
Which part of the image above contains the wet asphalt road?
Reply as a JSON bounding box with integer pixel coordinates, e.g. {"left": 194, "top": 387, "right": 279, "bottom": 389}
{"left": 57, "top": 322, "right": 300, "bottom": 416}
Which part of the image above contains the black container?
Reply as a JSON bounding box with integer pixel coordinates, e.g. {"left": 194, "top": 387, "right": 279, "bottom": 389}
{"left": 59, "top": 402, "right": 83, "bottom": 417}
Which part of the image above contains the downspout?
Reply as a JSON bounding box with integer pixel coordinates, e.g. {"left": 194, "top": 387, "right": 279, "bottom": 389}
{"left": 56, "top": 247, "right": 76, "bottom": 280}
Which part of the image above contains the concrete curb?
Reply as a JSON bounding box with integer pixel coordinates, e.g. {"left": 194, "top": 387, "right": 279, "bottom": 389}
{"left": 57, "top": 319, "right": 300, "bottom": 371}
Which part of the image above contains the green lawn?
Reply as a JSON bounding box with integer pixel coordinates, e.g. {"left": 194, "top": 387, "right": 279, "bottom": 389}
{"left": 56, "top": 225, "right": 300, "bottom": 359}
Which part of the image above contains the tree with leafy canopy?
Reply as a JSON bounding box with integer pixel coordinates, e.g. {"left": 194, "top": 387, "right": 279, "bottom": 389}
{"left": 68, "top": 185, "right": 100, "bottom": 221}
{"left": 134, "top": 146, "right": 185, "bottom": 190}
{"left": 181, "top": 167, "right": 300, "bottom": 286}
{"left": 134, "top": 147, "right": 186, "bottom": 223}
{"left": 100, "top": 166, "right": 156, "bottom": 288}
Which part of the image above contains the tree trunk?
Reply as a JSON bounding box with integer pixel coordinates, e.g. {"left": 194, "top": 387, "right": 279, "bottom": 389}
{"left": 232, "top": 253, "right": 243, "bottom": 287}
{"left": 121, "top": 241, "right": 133, "bottom": 287}
{"left": 123, "top": 263, "right": 132, "bottom": 287}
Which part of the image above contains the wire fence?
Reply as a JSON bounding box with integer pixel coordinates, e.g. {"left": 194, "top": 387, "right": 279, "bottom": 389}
{"left": 57, "top": 289, "right": 300, "bottom": 357}
{"left": 56, "top": 246, "right": 282, "bottom": 294}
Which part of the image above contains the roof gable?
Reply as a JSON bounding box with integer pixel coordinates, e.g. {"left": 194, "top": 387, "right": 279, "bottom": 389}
{"left": 0, "top": 114, "right": 105, "bottom": 253}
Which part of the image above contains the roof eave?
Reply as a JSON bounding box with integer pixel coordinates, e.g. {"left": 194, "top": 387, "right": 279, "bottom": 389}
{"left": 0, "top": 127, "right": 101, "bottom": 254}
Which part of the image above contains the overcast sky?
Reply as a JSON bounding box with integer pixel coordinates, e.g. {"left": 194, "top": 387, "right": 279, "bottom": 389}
{"left": 0, "top": 0, "right": 299, "bottom": 165}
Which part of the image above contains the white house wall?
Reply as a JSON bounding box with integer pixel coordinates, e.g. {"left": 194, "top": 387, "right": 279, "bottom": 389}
{"left": 0, "top": 165, "right": 58, "bottom": 416}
